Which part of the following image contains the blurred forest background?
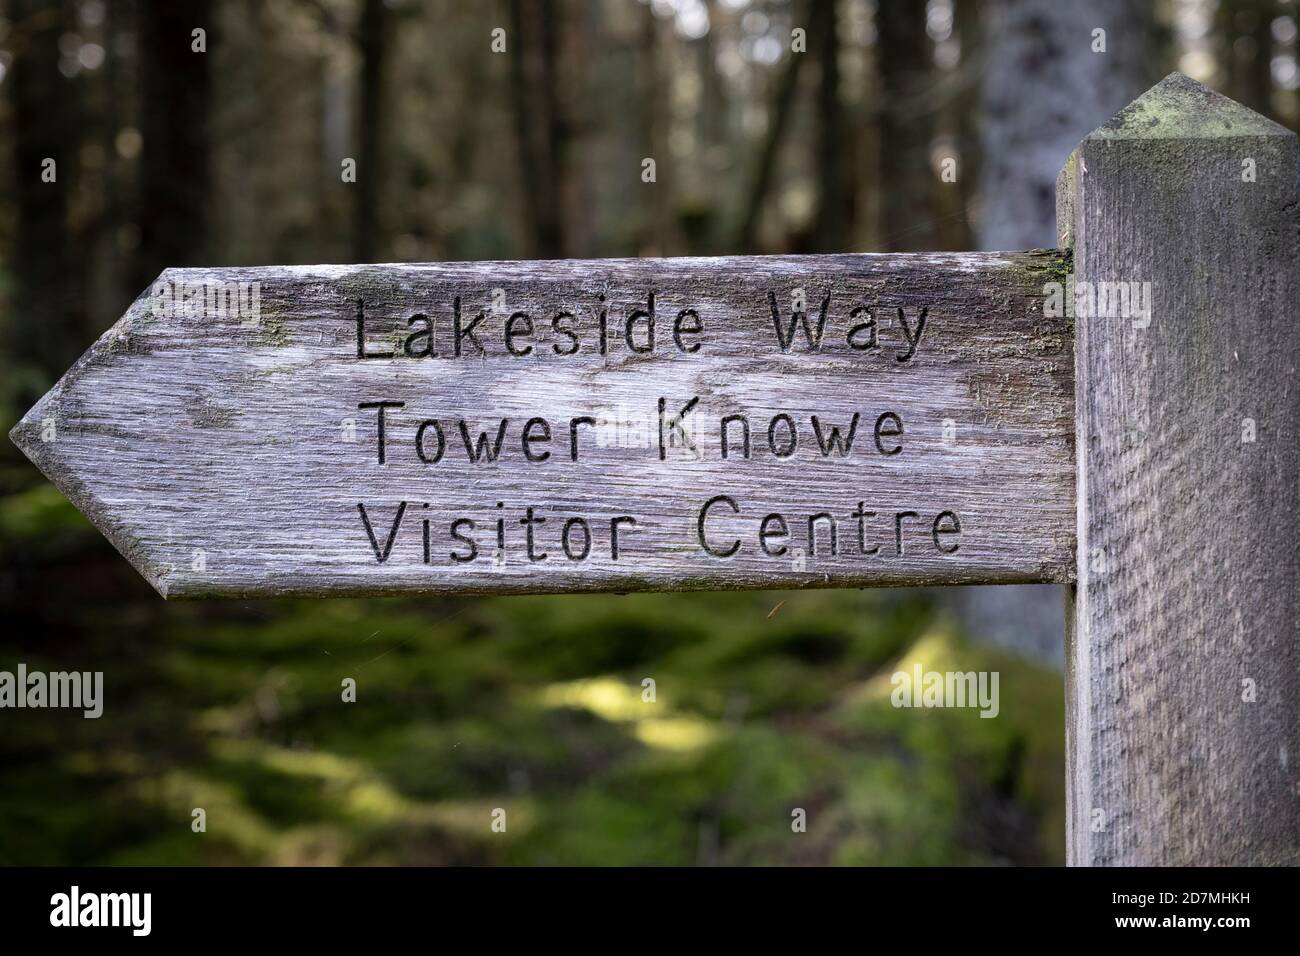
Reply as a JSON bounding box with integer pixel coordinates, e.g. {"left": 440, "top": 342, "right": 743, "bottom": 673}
{"left": 1, "top": 0, "right": 1296, "bottom": 865}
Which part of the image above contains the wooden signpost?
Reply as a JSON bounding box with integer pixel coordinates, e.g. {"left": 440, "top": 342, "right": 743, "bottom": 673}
{"left": 8, "top": 251, "right": 1074, "bottom": 599}
{"left": 10, "top": 74, "right": 1300, "bottom": 866}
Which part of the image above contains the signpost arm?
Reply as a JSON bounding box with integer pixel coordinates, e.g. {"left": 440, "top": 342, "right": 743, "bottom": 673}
{"left": 1058, "top": 73, "right": 1300, "bottom": 865}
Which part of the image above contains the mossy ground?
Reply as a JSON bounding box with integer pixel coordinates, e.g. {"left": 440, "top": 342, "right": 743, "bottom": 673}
{"left": 0, "top": 483, "right": 1064, "bottom": 865}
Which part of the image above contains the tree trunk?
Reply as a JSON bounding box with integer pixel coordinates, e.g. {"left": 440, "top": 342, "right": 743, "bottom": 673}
{"left": 965, "top": 0, "right": 1156, "bottom": 667}
{"left": 811, "top": 0, "right": 845, "bottom": 252}
{"left": 508, "top": 0, "right": 566, "bottom": 258}
{"left": 735, "top": 34, "right": 806, "bottom": 252}
{"left": 976, "top": 0, "right": 1155, "bottom": 250}
{"left": 876, "top": 0, "right": 935, "bottom": 251}
{"left": 136, "top": 0, "right": 213, "bottom": 288}
{"left": 354, "top": 0, "right": 387, "bottom": 262}
{"left": 7, "top": 0, "right": 79, "bottom": 402}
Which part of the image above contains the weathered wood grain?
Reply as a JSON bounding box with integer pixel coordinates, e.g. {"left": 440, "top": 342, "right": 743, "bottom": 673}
{"left": 10, "top": 251, "right": 1075, "bottom": 598}
{"left": 1060, "top": 73, "right": 1300, "bottom": 865}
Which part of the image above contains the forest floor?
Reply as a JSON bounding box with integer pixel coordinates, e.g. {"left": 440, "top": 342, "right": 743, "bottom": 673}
{"left": 0, "top": 482, "right": 1064, "bottom": 865}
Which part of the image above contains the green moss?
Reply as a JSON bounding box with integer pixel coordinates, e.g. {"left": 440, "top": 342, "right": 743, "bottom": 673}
{"left": 1090, "top": 72, "right": 1291, "bottom": 141}
{"left": 0, "top": 579, "right": 1064, "bottom": 865}
{"left": 254, "top": 315, "right": 292, "bottom": 348}
{"left": 193, "top": 405, "right": 235, "bottom": 429}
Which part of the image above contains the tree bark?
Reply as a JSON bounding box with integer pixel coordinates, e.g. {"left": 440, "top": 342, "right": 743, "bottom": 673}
{"left": 354, "top": 0, "right": 387, "bottom": 262}
{"left": 7, "top": 0, "right": 79, "bottom": 399}
{"left": 976, "top": 0, "right": 1154, "bottom": 250}
{"left": 962, "top": 0, "right": 1155, "bottom": 668}
{"left": 136, "top": 0, "right": 213, "bottom": 287}
{"left": 735, "top": 35, "right": 806, "bottom": 252}
{"left": 876, "top": 0, "right": 935, "bottom": 251}
{"left": 508, "top": 0, "right": 566, "bottom": 258}
{"left": 811, "top": 0, "right": 845, "bottom": 252}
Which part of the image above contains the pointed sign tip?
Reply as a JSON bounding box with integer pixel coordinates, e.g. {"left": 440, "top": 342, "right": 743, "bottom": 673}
{"left": 9, "top": 388, "right": 174, "bottom": 601}
{"left": 10, "top": 395, "right": 51, "bottom": 472}
{"left": 7, "top": 420, "right": 25, "bottom": 456}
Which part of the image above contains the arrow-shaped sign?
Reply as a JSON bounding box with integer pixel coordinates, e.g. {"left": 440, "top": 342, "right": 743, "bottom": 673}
{"left": 9, "top": 252, "right": 1074, "bottom": 598}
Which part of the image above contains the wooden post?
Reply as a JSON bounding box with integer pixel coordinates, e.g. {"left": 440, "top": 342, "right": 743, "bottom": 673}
{"left": 1059, "top": 73, "right": 1300, "bottom": 865}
